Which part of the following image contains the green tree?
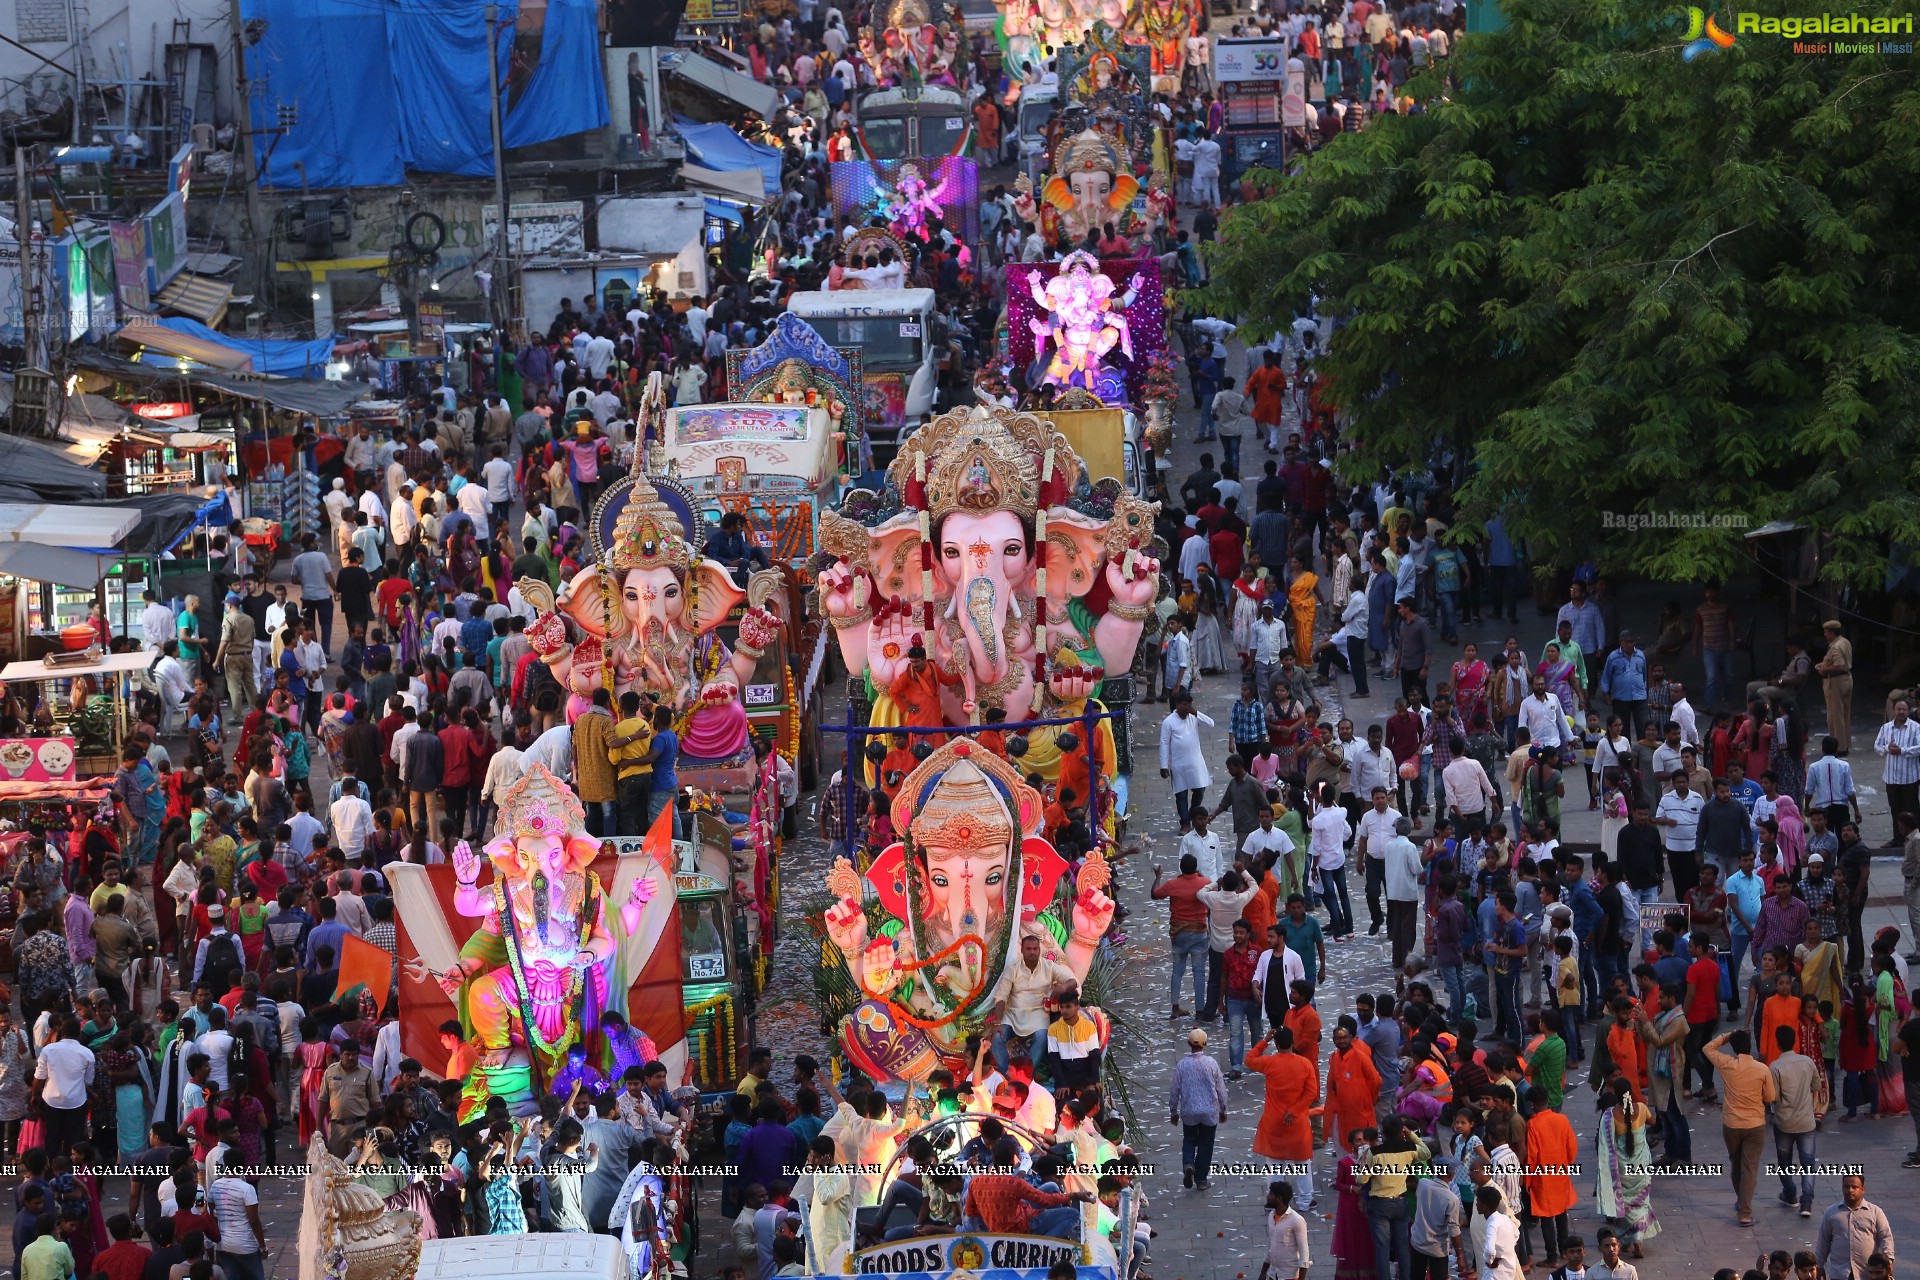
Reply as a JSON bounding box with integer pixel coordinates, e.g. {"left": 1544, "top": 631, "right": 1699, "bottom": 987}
{"left": 1198, "top": 0, "right": 1920, "bottom": 583}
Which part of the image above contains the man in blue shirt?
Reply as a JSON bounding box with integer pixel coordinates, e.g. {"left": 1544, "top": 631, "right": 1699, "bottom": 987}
{"left": 1600, "top": 630, "right": 1650, "bottom": 740}
{"left": 1557, "top": 581, "right": 1607, "bottom": 695}
{"left": 643, "top": 705, "right": 680, "bottom": 839}
{"left": 705, "top": 513, "right": 770, "bottom": 585}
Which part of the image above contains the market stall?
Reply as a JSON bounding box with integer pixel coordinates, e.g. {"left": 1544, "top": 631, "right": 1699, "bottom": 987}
{"left": 0, "top": 649, "right": 159, "bottom": 775}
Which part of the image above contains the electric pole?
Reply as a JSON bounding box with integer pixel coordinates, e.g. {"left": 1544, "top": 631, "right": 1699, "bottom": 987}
{"left": 227, "top": 0, "right": 266, "bottom": 301}
{"left": 486, "top": 2, "right": 513, "bottom": 378}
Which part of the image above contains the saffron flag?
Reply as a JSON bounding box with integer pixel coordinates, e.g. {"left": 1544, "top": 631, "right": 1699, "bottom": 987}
{"left": 336, "top": 931, "right": 394, "bottom": 1014}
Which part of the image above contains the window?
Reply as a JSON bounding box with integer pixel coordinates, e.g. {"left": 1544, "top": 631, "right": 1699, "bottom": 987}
{"left": 681, "top": 898, "right": 730, "bottom": 982}
{"left": 811, "top": 318, "right": 923, "bottom": 372}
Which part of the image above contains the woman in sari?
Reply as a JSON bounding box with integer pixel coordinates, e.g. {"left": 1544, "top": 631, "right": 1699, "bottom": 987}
{"left": 100, "top": 1028, "right": 150, "bottom": 1199}
{"left": 296, "top": 1017, "right": 334, "bottom": 1146}
{"left": 1329, "top": 1130, "right": 1378, "bottom": 1280}
{"left": 1839, "top": 976, "right": 1879, "bottom": 1119}
{"left": 1287, "top": 554, "right": 1322, "bottom": 664}
{"left": 0, "top": 1007, "right": 29, "bottom": 1156}
{"left": 1593, "top": 1089, "right": 1659, "bottom": 1256}
{"left": 1269, "top": 693, "right": 1308, "bottom": 785}
{"left": 1537, "top": 642, "right": 1582, "bottom": 727}
{"left": 1230, "top": 562, "right": 1269, "bottom": 667}
{"left": 1874, "top": 954, "right": 1908, "bottom": 1116}
{"left": 1191, "top": 566, "right": 1230, "bottom": 674}
{"left": 1450, "top": 642, "right": 1490, "bottom": 729}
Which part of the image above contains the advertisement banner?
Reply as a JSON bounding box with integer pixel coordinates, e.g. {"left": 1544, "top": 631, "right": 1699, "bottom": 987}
{"left": 852, "top": 1236, "right": 1094, "bottom": 1275}
{"left": 110, "top": 221, "right": 150, "bottom": 312}
{"left": 1214, "top": 39, "right": 1287, "bottom": 83}
{"left": 863, "top": 373, "right": 908, "bottom": 435}
{"left": 1283, "top": 59, "right": 1308, "bottom": 127}
{"left": 0, "top": 737, "right": 77, "bottom": 782}
{"left": 145, "top": 192, "right": 186, "bottom": 291}
{"left": 681, "top": 0, "right": 745, "bottom": 22}
{"left": 482, "top": 200, "right": 586, "bottom": 256}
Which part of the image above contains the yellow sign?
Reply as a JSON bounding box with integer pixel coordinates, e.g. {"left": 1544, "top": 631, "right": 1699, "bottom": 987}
{"left": 1044, "top": 408, "right": 1127, "bottom": 484}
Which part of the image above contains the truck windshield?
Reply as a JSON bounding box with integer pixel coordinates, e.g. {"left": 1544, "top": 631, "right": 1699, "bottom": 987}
{"left": 862, "top": 119, "right": 909, "bottom": 159}
{"left": 682, "top": 898, "right": 729, "bottom": 982}
{"left": 1019, "top": 99, "right": 1054, "bottom": 138}
{"left": 807, "top": 316, "right": 924, "bottom": 372}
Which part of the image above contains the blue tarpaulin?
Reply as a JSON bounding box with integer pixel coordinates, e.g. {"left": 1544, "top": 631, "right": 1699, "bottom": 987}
{"left": 704, "top": 198, "right": 743, "bottom": 225}
{"left": 675, "top": 121, "right": 782, "bottom": 199}
{"left": 242, "top": 0, "right": 609, "bottom": 188}
{"left": 150, "top": 318, "right": 334, "bottom": 378}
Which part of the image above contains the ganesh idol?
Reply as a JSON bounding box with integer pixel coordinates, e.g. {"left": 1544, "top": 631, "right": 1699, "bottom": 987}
{"left": 402, "top": 763, "right": 657, "bottom": 1116}
{"left": 821, "top": 738, "right": 1116, "bottom": 1082}
{"left": 520, "top": 476, "right": 781, "bottom": 769}
{"left": 1028, "top": 249, "right": 1148, "bottom": 401}
{"left": 883, "top": 161, "right": 949, "bottom": 242}
{"left": 1013, "top": 128, "right": 1141, "bottom": 248}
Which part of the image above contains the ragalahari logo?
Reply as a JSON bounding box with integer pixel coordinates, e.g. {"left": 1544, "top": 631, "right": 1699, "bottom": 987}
{"left": 1682, "top": 6, "right": 1739, "bottom": 58}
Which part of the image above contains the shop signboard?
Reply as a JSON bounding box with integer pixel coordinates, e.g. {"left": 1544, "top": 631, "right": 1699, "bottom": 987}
{"left": 682, "top": 0, "right": 745, "bottom": 22}
{"left": 110, "top": 220, "right": 150, "bottom": 312}
{"left": 0, "top": 737, "right": 77, "bottom": 782}
{"left": 481, "top": 201, "right": 586, "bottom": 256}
{"left": 144, "top": 192, "right": 187, "bottom": 291}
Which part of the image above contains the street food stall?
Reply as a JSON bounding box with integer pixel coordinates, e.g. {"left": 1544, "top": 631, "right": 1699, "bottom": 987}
{"left": 0, "top": 649, "right": 160, "bottom": 776}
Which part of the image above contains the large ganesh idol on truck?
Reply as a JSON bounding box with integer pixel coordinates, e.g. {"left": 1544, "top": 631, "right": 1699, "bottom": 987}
{"left": 821, "top": 738, "right": 1117, "bottom": 1083}
{"left": 519, "top": 475, "right": 784, "bottom": 792}
{"left": 817, "top": 403, "right": 1159, "bottom": 738}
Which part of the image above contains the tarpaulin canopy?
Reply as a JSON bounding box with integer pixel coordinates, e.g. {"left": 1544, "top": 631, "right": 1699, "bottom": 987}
{"left": 115, "top": 491, "right": 230, "bottom": 557}
{"left": 0, "top": 502, "right": 142, "bottom": 588}
{"left": 242, "top": 0, "right": 610, "bottom": 189}
{"left": 0, "top": 431, "right": 107, "bottom": 503}
{"left": 675, "top": 121, "right": 782, "bottom": 200}
{"left": 148, "top": 317, "right": 333, "bottom": 379}
{"left": 116, "top": 319, "right": 253, "bottom": 371}
{"left": 187, "top": 372, "right": 367, "bottom": 417}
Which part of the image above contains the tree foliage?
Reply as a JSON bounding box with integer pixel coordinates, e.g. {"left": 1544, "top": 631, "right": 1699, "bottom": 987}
{"left": 1197, "top": 0, "right": 1920, "bottom": 582}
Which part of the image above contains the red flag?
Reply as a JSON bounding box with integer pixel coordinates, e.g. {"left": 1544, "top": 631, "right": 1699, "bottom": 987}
{"left": 336, "top": 931, "right": 394, "bottom": 1013}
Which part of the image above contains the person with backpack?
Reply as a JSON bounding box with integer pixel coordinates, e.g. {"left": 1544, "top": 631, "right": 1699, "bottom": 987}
{"left": 190, "top": 905, "right": 248, "bottom": 1001}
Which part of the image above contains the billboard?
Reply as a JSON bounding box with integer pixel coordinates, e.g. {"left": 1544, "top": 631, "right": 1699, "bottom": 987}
{"left": 1214, "top": 39, "right": 1287, "bottom": 83}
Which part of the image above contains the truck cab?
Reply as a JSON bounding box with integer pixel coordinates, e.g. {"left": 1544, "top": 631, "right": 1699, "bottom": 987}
{"left": 1016, "top": 86, "right": 1059, "bottom": 187}
{"left": 672, "top": 816, "right": 760, "bottom": 1096}
{"left": 786, "top": 288, "right": 939, "bottom": 466}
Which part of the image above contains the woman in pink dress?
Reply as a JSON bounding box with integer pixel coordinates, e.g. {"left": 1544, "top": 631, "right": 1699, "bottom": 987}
{"left": 296, "top": 1018, "right": 334, "bottom": 1147}
{"left": 1330, "top": 1146, "right": 1376, "bottom": 1280}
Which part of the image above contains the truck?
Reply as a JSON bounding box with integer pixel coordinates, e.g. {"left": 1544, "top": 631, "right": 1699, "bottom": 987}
{"left": 786, "top": 287, "right": 940, "bottom": 464}
{"left": 1016, "top": 85, "right": 1059, "bottom": 187}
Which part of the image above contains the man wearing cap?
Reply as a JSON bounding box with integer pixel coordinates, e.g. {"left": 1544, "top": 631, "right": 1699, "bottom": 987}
{"left": 1168, "top": 1028, "right": 1228, "bottom": 1188}
{"left": 211, "top": 594, "right": 256, "bottom": 716}
{"left": 1817, "top": 620, "right": 1854, "bottom": 755}
{"left": 888, "top": 642, "right": 961, "bottom": 745}
{"left": 318, "top": 1038, "right": 381, "bottom": 1156}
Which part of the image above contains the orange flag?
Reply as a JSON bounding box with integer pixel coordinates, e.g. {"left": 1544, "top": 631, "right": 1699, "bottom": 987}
{"left": 642, "top": 792, "right": 676, "bottom": 872}
{"left": 336, "top": 931, "right": 394, "bottom": 1014}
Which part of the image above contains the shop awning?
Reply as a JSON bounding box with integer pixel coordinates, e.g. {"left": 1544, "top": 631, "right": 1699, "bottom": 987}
{"left": 681, "top": 163, "right": 767, "bottom": 204}
{"left": 155, "top": 272, "right": 236, "bottom": 327}
{"left": 0, "top": 503, "right": 141, "bottom": 547}
{"left": 704, "top": 198, "right": 743, "bottom": 225}
{"left": 1, "top": 650, "right": 160, "bottom": 684}
{"left": 0, "top": 431, "right": 107, "bottom": 503}
{"left": 115, "top": 318, "right": 254, "bottom": 371}
{"left": 0, "top": 542, "right": 119, "bottom": 589}
{"left": 187, "top": 372, "right": 367, "bottom": 416}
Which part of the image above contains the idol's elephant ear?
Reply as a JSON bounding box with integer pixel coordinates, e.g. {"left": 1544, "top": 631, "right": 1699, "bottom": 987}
{"left": 1045, "top": 508, "right": 1111, "bottom": 600}
{"left": 552, "top": 566, "right": 616, "bottom": 638}
{"left": 685, "top": 559, "right": 753, "bottom": 637}
{"left": 866, "top": 510, "right": 928, "bottom": 604}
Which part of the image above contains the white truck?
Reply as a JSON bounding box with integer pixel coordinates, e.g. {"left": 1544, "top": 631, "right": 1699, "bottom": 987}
{"left": 786, "top": 287, "right": 940, "bottom": 464}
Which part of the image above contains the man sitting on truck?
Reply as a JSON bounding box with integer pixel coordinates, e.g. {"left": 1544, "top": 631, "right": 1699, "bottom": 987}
{"left": 705, "top": 513, "right": 771, "bottom": 584}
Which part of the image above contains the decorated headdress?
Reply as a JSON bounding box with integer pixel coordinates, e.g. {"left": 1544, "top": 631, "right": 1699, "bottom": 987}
{"left": 772, "top": 358, "right": 812, "bottom": 395}
{"left": 896, "top": 161, "right": 926, "bottom": 189}
{"left": 892, "top": 405, "right": 1078, "bottom": 527}
{"left": 1043, "top": 129, "right": 1141, "bottom": 213}
{"left": 494, "top": 761, "right": 587, "bottom": 845}
{"left": 607, "top": 477, "right": 693, "bottom": 574}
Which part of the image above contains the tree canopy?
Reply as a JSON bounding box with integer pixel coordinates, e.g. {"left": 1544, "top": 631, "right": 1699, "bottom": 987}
{"left": 1197, "top": 0, "right": 1920, "bottom": 583}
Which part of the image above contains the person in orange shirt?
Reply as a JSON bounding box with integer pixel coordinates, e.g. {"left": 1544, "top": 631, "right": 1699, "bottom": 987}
{"left": 1757, "top": 956, "right": 1803, "bottom": 1066}
{"left": 1605, "top": 995, "right": 1648, "bottom": 1099}
{"left": 1524, "top": 1083, "right": 1579, "bottom": 1268}
{"left": 1246, "top": 1024, "right": 1319, "bottom": 1209}
{"left": 1284, "top": 981, "right": 1323, "bottom": 1076}
{"left": 1043, "top": 791, "right": 1071, "bottom": 844}
{"left": 888, "top": 643, "right": 962, "bottom": 744}
{"left": 1240, "top": 851, "right": 1282, "bottom": 940}
{"left": 878, "top": 731, "right": 918, "bottom": 808}
{"left": 1245, "top": 351, "right": 1288, "bottom": 452}
{"left": 1322, "top": 1018, "right": 1381, "bottom": 1156}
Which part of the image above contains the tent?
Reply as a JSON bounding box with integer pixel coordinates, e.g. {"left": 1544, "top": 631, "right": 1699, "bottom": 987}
{"left": 241, "top": 0, "right": 610, "bottom": 189}
{"left": 675, "top": 121, "right": 783, "bottom": 201}
{"left": 148, "top": 318, "right": 334, "bottom": 379}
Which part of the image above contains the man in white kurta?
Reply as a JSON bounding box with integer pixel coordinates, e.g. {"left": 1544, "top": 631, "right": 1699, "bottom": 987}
{"left": 1160, "top": 698, "right": 1216, "bottom": 830}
